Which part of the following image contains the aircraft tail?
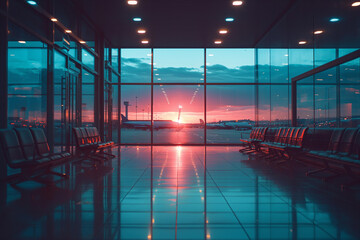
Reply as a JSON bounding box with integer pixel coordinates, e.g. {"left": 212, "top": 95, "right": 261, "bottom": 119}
{"left": 121, "top": 114, "right": 128, "bottom": 122}
{"left": 200, "top": 119, "right": 205, "bottom": 125}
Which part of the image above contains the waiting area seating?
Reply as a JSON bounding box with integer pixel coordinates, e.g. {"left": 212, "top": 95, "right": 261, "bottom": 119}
{"left": 240, "top": 126, "right": 360, "bottom": 189}
{"left": 73, "top": 127, "right": 115, "bottom": 160}
{"left": 0, "top": 128, "right": 71, "bottom": 181}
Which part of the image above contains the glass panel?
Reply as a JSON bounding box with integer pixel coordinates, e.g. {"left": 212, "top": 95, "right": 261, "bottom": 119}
{"left": 54, "top": 51, "right": 67, "bottom": 146}
{"left": 154, "top": 49, "right": 204, "bottom": 83}
{"left": 269, "top": 49, "right": 289, "bottom": 83}
{"left": 340, "top": 59, "right": 360, "bottom": 84}
{"left": 289, "top": 49, "right": 314, "bottom": 79}
{"left": 82, "top": 70, "right": 95, "bottom": 126}
{"left": 112, "top": 81, "right": 119, "bottom": 143}
{"left": 207, "top": 49, "right": 255, "bottom": 83}
{"left": 8, "top": 31, "right": 47, "bottom": 128}
{"left": 315, "top": 85, "right": 337, "bottom": 128}
{"left": 121, "top": 86, "right": 151, "bottom": 144}
{"left": 121, "top": 49, "right": 151, "bottom": 83}
{"left": 153, "top": 85, "right": 204, "bottom": 144}
{"left": 258, "top": 49, "right": 270, "bottom": 84}
{"left": 340, "top": 85, "right": 360, "bottom": 127}
{"left": 111, "top": 48, "right": 119, "bottom": 72}
{"left": 271, "top": 85, "right": 290, "bottom": 126}
{"left": 82, "top": 49, "right": 95, "bottom": 70}
{"left": 258, "top": 85, "right": 271, "bottom": 126}
{"left": 297, "top": 78, "right": 314, "bottom": 127}
{"left": 206, "top": 85, "right": 254, "bottom": 144}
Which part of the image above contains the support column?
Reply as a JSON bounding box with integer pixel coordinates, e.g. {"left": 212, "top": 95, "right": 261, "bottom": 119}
{"left": 0, "top": 0, "right": 8, "bottom": 129}
{"left": 96, "top": 35, "right": 105, "bottom": 138}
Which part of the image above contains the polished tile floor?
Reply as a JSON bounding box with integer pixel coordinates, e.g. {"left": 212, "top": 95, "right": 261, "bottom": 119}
{"left": 0, "top": 146, "right": 359, "bottom": 239}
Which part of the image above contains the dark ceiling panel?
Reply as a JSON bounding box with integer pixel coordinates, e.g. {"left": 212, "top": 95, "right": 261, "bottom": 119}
{"left": 76, "top": 0, "right": 360, "bottom": 48}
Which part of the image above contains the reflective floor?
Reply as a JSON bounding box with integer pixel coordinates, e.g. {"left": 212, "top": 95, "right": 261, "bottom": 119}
{"left": 0, "top": 146, "right": 359, "bottom": 239}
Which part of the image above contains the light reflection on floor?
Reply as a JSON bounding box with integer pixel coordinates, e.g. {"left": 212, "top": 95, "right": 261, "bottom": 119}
{"left": 0, "top": 146, "right": 359, "bottom": 239}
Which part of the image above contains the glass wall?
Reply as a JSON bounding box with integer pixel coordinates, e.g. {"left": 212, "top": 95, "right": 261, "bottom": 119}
{"left": 295, "top": 58, "right": 360, "bottom": 128}
{"left": 8, "top": 23, "right": 48, "bottom": 129}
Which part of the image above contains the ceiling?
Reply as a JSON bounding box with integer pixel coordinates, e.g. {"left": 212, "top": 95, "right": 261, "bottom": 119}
{"left": 76, "top": 0, "right": 360, "bottom": 48}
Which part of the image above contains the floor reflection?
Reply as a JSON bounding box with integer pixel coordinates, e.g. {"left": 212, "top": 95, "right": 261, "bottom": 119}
{"left": 0, "top": 146, "right": 359, "bottom": 239}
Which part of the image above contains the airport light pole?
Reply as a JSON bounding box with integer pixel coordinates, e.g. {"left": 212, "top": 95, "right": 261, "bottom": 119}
{"left": 178, "top": 105, "right": 182, "bottom": 122}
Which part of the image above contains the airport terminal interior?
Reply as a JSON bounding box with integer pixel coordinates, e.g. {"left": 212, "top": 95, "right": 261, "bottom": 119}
{"left": 1, "top": 0, "right": 360, "bottom": 239}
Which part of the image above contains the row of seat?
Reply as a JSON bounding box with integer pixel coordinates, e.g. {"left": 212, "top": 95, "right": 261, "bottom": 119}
{"left": 72, "top": 127, "right": 115, "bottom": 159}
{"left": 240, "top": 127, "right": 360, "bottom": 188}
{"left": 305, "top": 128, "right": 360, "bottom": 182}
{"left": 239, "top": 127, "right": 268, "bottom": 153}
{"left": 0, "top": 128, "right": 71, "bottom": 179}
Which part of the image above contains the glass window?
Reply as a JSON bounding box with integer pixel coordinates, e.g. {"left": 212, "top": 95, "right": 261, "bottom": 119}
{"left": 258, "top": 85, "right": 271, "bottom": 126}
{"left": 206, "top": 85, "right": 254, "bottom": 144}
{"left": 82, "top": 70, "right": 95, "bottom": 125}
{"left": 82, "top": 49, "right": 95, "bottom": 70}
{"left": 8, "top": 27, "right": 48, "bottom": 128}
{"left": 289, "top": 49, "right": 314, "bottom": 79}
{"left": 121, "top": 86, "right": 151, "bottom": 144}
{"left": 121, "top": 49, "right": 151, "bottom": 83}
{"left": 207, "top": 49, "right": 255, "bottom": 83}
{"left": 270, "top": 49, "right": 289, "bottom": 83}
{"left": 340, "top": 85, "right": 360, "bottom": 127}
{"left": 154, "top": 49, "right": 204, "bottom": 83}
{"left": 297, "top": 80, "right": 314, "bottom": 127}
{"left": 153, "top": 85, "right": 204, "bottom": 144}
{"left": 271, "top": 85, "right": 290, "bottom": 126}
{"left": 112, "top": 49, "right": 119, "bottom": 72}
{"left": 315, "top": 85, "right": 337, "bottom": 128}
{"left": 258, "top": 49, "right": 270, "bottom": 83}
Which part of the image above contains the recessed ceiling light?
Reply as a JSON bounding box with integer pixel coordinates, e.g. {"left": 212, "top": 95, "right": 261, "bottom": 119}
{"left": 27, "top": 1, "right": 37, "bottom": 5}
{"left": 65, "top": 30, "right": 72, "bottom": 33}
{"left": 18, "top": 41, "right": 26, "bottom": 44}
{"left": 137, "top": 29, "right": 146, "bottom": 34}
{"left": 232, "top": 1, "right": 243, "bottom": 6}
{"left": 314, "top": 30, "right": 324, "bottom": 35}
{"left": 298, "top": 41, "right": 307, "bottom": 45}
{"left": 133, "top": 17, "right": 142, "bottom": 22}
{"left": 219, "top": 29, "right": 228, "bottom": 34}
{"left": 351, "top": 2, "right": 360, "bottom": 7}
{"left": 50, "top": 18, "right": 58, "bottom": 22}
{"left": 214, "top": 40, "right": 222, "bottom": 44}
{"left": 127, "top": 0, "right": 138, "bottom": 5}
{"left": 80, "top": 41, "right": 86, "bottom": 44}
{"left": 225, "top": 18, "right": 234, "bottom": 22}
{"left": 141, "top": 40, "right": 149, "bottom": 44}
{"left": 330, "top": 17, "right": 340, "bottom": 22}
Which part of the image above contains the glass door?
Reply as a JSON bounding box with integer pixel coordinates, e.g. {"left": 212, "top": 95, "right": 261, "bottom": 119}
{"left": 54, "top": 51, "right": 80, "bottom": 153}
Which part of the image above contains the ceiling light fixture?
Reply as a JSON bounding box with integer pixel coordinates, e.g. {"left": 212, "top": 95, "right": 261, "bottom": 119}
{"left": 351, "top": 2, "right": 360, "bottom": 7}
{"left": 133, "top": 17, "right": 142, "bottom": 22}
{"left": 27, "top": 1, "right": 37, "bottom": 5}
{"left": 137, "top": 29, "right": 146, "bottom": 34}
{"left": 225, "top": 17, "right": 234, "bottom": 22}
{"left": 141, "top": 40, "right": 149, "bottom": 44}
{"left": 298, "top": 41, "right": 307, "bottom": 45}
{"left": 314, "top": 30, "right": 324, "bottom": 35}
{"left": 79, "top": 41, "right": 86, "bottom": 44}
{"left": 232, "top": 1, "right": 243, "bottom": 6}
{"left": 329, "top": 17, "right": 340, "bottom": 22}
{"left": 65, "top": 30, "right": 72, "bottom": 33}
{"left": 214, "top": 40, "right": 222, "bottom": 44}
{"left": 18, "top": 41, "right": 26, "bottom": 44}
{"left": 127, "top": 0, "right": 138, "bottom": 5}
{"left": 50, "top": 18, "right": 58, "bottom": 22}
{"left": 219, "top": 29, "right": 228, "bottom": 34}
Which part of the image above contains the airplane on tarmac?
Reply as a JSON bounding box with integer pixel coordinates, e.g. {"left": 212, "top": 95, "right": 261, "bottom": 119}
{"left": 200, "top": 119, "right": 252, "bottom": 130}
{"left": 121, "top": 114, "right": 183, "bottom": 130}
